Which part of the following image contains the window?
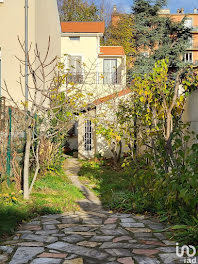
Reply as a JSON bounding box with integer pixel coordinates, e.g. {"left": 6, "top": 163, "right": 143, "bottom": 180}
{"left": 183, "top": 52, "right": 193, "bottom": 63}
{"left": 84, "top": 120, "right": 92, "bottom": 151}
{"left": 184, "top": 18, "right": 193, "bottom": 28}
{"left": 187, "top": 36, "right": 193, "bottom": 48}
{"left": 103, "top": 59, "right": 117, "bottom": 84}
{"left": 69, "top": 36, "right": 80, "bottom": 41}
{"left": 67, "top": 55, "right": 83, "bottom": 83}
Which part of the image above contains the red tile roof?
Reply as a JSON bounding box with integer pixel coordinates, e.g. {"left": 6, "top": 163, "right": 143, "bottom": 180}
{"left": 61, "top": 22, "right": 105, "bottom": 33}
{"left": 100, "top": 46, "right": 125, "bottom": 56}
{"left": 93, "top": 88, "right": 131, "bottom": 105}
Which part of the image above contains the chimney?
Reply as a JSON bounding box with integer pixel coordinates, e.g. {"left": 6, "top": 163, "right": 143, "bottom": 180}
{"left": 177, "top": 8, "right": 180, "bottom": 13}
{"left": 113, "top": 5, "right": 117, "bottom": 13}
{"left": 181, "top": 8, "right": 184, "bottom": 13}
{"left": 194, "top": 8, "right": 197, "bottom": 13}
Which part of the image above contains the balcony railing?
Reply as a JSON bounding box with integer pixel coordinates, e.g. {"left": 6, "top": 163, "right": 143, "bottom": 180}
{"left": 66, "top": 72, "right": 123, "bottom": 85}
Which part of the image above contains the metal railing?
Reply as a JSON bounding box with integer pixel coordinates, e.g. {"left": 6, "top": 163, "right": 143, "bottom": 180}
{"left": 66, "top": 72, "right": 123, "bottom": 85}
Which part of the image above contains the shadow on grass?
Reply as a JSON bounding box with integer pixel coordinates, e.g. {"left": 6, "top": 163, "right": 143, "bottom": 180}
{"left": 0, "top": 204, "right": 61, "bottom": 241}
{"left": 78, "top": 161, "right": 133, "bottom": 211}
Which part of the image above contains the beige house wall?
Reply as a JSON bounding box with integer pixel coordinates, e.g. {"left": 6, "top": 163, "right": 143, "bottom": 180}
{"left": 0, "top": 0, "right": 60, "bottom": 103}
{"left": 61, "top": 35, "right": 126, "bottom": 100}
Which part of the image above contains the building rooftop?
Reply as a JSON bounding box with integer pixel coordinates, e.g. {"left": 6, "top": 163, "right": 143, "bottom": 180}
{"left": 61, "top": 21, "right": 105, "bottom": 33}
{"left": 100, "top": 46, "right": 125, "bottom": 56}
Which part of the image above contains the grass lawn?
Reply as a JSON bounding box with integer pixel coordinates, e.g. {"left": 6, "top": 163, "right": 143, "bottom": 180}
{"left": 0, "top": 166, "right": 84, "bottom": 241}
{"left": 79, "top": 160, "right": 132, "bottom": 211}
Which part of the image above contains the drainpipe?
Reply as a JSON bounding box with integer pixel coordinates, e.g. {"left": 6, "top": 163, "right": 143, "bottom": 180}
{"left": 25, "top": 0, "right": 29, "bottom": 108}
{"left": 0, "top": 47, "right": 1, "bottom": 97}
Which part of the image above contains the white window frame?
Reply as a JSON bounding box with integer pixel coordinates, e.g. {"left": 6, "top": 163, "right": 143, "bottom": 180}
{"left": 84, "top": 120, "right": 92, "bottom": 151}
{"left": 184, "top": 52, "right": 193, "bottom": 63}
{"left": 64, "top": 53, "right": 84, "bottom": 84}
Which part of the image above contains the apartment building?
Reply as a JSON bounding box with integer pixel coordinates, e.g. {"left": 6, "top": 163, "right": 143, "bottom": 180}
{"left": 159, "top": 8, "right": 198, "bottom": 65}
{"left": 0, "top": 0, "right": 61, "bottom": 103}
{"left": 61, "top": 21, "right": 127, "bottom": 158}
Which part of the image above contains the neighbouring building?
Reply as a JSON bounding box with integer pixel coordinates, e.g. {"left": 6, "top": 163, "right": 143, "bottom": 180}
{"left": 112, "top": 6, "right": 198, "bottom": 136}
{"left": 0, "top": 0, "right": 61, "bottom": 103}
{"left": 61, "top": 21, "right": 127, "bottom": 158}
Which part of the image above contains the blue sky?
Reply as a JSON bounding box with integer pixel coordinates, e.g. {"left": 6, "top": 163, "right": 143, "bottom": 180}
{"left": 99, "top": 0, "right": 198, "bottom": 14}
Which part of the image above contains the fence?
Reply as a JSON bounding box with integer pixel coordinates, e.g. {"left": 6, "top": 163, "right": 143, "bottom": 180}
{"left": 0, "top": 96, "right": 25, "bottom": 189}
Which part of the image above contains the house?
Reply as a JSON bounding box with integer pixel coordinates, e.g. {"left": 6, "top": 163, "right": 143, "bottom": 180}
{"left": 61, "top": 21, "right": 127, "bottom": 159}
{"left": 0, "top": 0, "right": 61, "bottom": 103}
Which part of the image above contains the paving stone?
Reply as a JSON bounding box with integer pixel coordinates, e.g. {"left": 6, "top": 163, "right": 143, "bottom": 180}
{"left": 38, "top": 252, "right": 67, "bottom": 258}
{"left": 133, "top": 215, "right": 145, "bottom": 220}
{"left": 17, "top": 242, "right": 44, "bottom": 247}
{"left": 61, "top": 234, "right": 85, "bottom": 243}
{"left": 162, "top": 240, "right": 176, "bottom": 246}
{"left": 113, "top": 236, "right": 132, "bottom": 243}
{"left": 157, "top": 246, "right": 176, "bottom": 253}
{"left": 42, "top": 220, "right": 60, "bottom": 224}
{"left": 58, "top": 224, "right": 78, "bottom": 229}
{"left": 63, "top": 226, "right": 90, "bottom": 232}
{"left": 90, "top": 236, "right": 114, "bottom": 242}
{"left": 52, "top": 234, "right": 65, "bottom": 237}
{"left": 77, "top": 241, "right": 100, "bottom": 247}
{"left": 147, "top": 223, "right": 164, "bottom": 230}
{"left": 104, "top": 218, "right": 118, "bottom": 224}
{"left": 65, "top": 254, "right": 79, "bottom": 260}
{"left": 62, "top": 217, "right": 80, "bottom": 224}
{"left": 31, "top": 258, "right": 62, "bottom": 264}
{"left": 21, "top": 234, "right": 58, "bottom": 243}
{"left": 41, "top": 214, "right": 61, "bottom": 219}
{"left": 0, "top": 245, "right": 13, "bottom": 254}
{"left": 26, "top": 221, "right": 41, "bottom": 225}
{"left": 82, "top": 218, "right": 103, "bottom": 225}
{"left": 134, "top": 232, "right": 153, "bottom": 238}
{"left": 35, "top": 230, "right": 59, "bottom": 235}
{"left": 153, "top": 233, "right": 166, "bottom": 240}
{"left": 47, "top": 242, "right": 109, "bottom": 260}
{"left": 63, "top": 258, "right": 83, "bottom": 264}
{"left": 105, "top": 249, "right": 132, "bottom": 257}
{"left": 104, "top": 224, "right": 117, "bottom": 229}
{"left": 101, "top": 228, "right": 129, "bottom": 236}
{"left": 121, "top": 223, "right": 145, "bottom": 228}
{"left": 117, "top": 257, "right": 135, "bottom": 264}
{"left": 132, "top": 249, "right": 159, "bottom": 257}
{"left": 159, "top": 253, "right": 182, "bottom": 263}
{"left": 126, "top": 228, "right": 152, "bottom": 233}
{"left": 100, "top": 242, "right": 136, "bottom": 249}
{"left": 63, "top": 231, "right": 96, "bottom": 236}
{"left": 114, "top": 214, "right": 132, "bottom": 218}
{"left": 133, "top": 255, "right": 160, "bottom": 264}
{"left": 120, "top": 218, "right": 136, "bottom": 223}
{"left": 86, "top": 211, "right": 107, "bottom": 218}
{"left": 9, "top": 247, "right": 44, "bottom": 264}
{"left": 139, "top": 240, "right": 165, "bottom": 246}
{"left": 21, "top": 225, "right": 41, "bottom": 231}
{"left": 43, "top": 224, "right": 56, "bottom": 230}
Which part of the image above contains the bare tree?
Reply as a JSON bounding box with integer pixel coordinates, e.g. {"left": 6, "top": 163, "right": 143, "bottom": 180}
{"left": 3, "top": 38, "right": 86, "bottom": 199}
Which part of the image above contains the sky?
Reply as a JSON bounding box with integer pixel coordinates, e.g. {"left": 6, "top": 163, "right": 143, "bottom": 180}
{"left": 96, "top": 0, "right": 198, "bottom": 14}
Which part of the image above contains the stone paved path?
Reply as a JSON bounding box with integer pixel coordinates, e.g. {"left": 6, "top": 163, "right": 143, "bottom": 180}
{"left": 0, "top": 158, "right": 188, "bottom": 264}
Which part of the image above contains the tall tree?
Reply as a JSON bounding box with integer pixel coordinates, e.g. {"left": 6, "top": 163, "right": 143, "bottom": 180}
{"left": 131, "top": 0, "right": 191, "bottom": 75}
{"left": 58, "top": 0, "right": 100, "bottom": 22}
{"left": 104, "top": 14, "right": 135, "bottom": 66}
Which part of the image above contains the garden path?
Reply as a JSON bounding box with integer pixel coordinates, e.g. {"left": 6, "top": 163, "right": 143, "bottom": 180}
{"left": 0, "top": 158, "right": 189, "bottom": 264}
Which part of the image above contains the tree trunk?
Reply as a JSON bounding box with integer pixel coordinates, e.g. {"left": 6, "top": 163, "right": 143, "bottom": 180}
{"left": 23, "top": 128, "right": 31, "bottom": 199}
